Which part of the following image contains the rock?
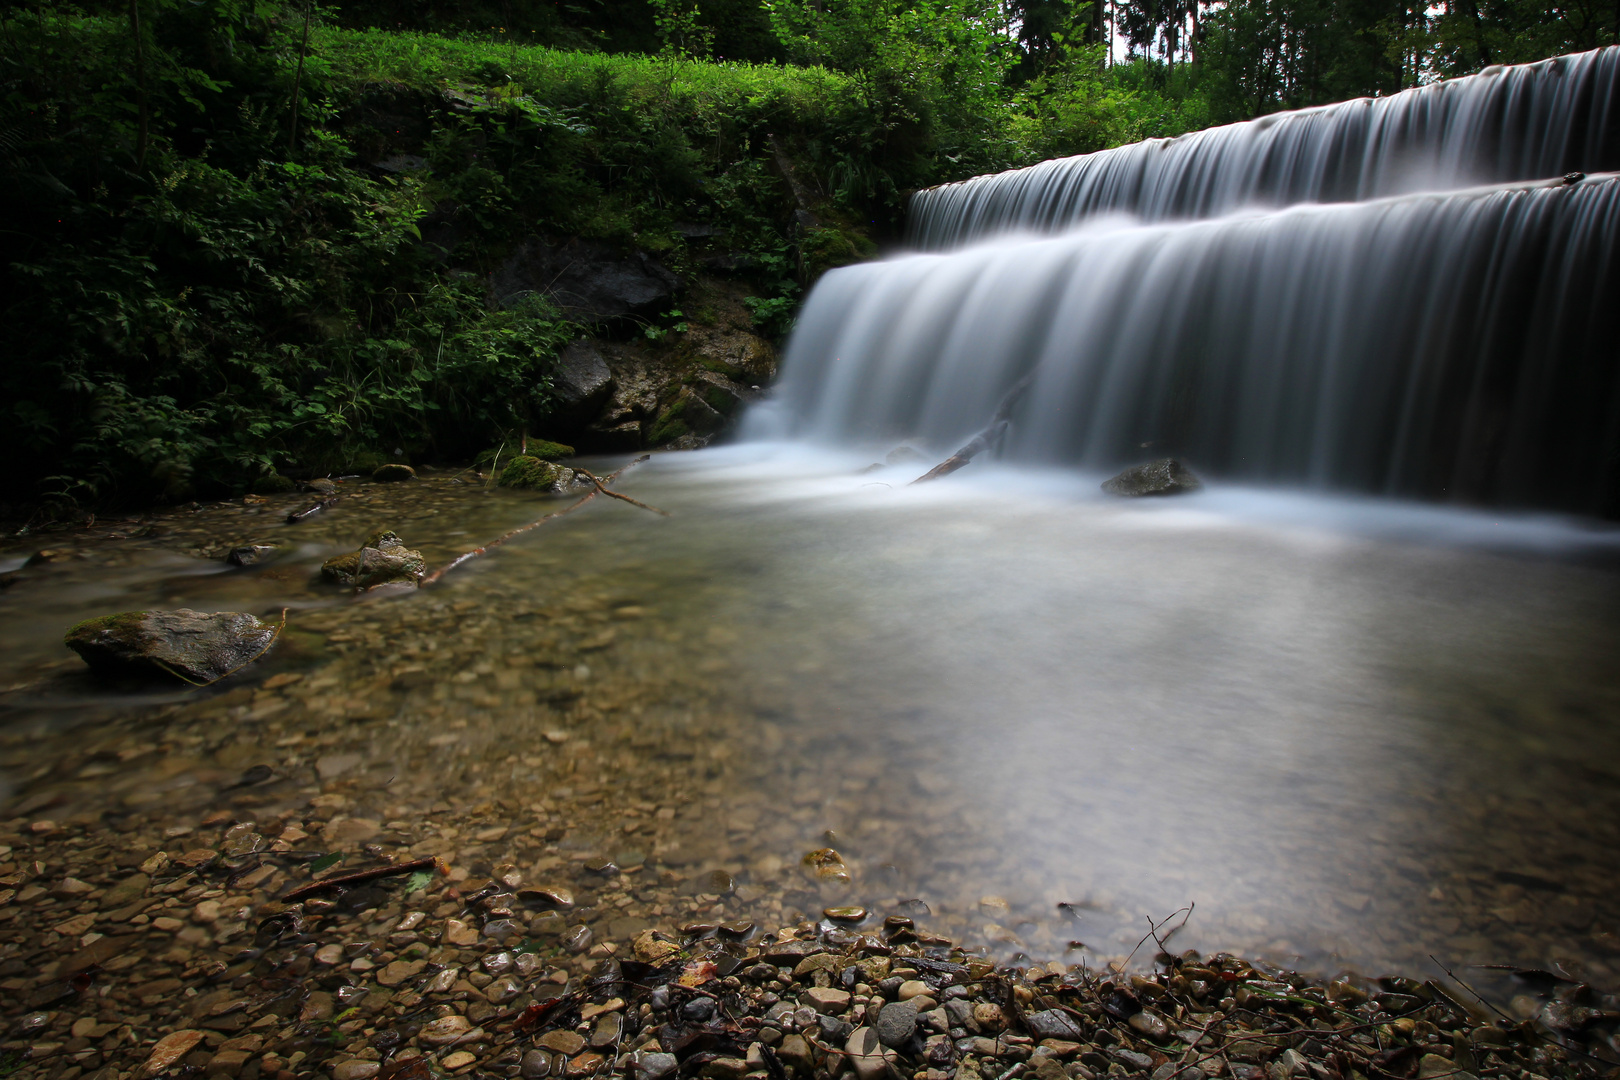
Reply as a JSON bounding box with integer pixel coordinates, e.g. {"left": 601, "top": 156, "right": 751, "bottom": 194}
{"left": 823, "top": 905, "right": 868, "bottom": 923}
{"left": 493, "top": 237, "right": 678, "bottom": 323}
{"left": 548, "top": 341, "right": 617, "bottom": 432}
{"left": 443, "top": 1050, "right": 477, "bottom": 1070}
{"left": 700, "top": 1058, "right": 749, "bottom": 1080}
{"left": 332, "top": 1061, "right": 380, "bottom": 1080}
{"left": 65, "top": 609, "right": 277, "bottom": 683}
{"left": 522, "top": 1049, "right": 553, "bottom": 1078}
{"left": 420, "top": 1014, "right": 477, "bottom": 1045}
{"left": 321, "top": 531, "right": 425, "bottom": 589}
{"left": 876, "top": 1000, "right": 918, "bottom": 1047}
{"left": 528, "top": 440, "right": 577, "bottom": 460}
{"left": 590, "top": 1013, "right": 623, "bottom": 1048}
{"left": 777, "top": 1034, "right": 815, "bottom": 1070}
{"left": 540, "top": 1031, "right": 587, "bottom": 1055}
{"left": 972, "top": 1003, "right": 1007, "bottom": 1031}
{"left": 886, "top": 445, "right": 926, "bottom": 466}
{"left": 376, "top": 960, "right": 424, "bottom": 987}
{"left": 142, "top": 1030, "right": 205, "bottom": 1077}
{"left": 1026, "top": 1011, "right": 1086, "bottom": 1042}
{"left": 1100, "top": 458, "right": 1203, "bottom": 497}
{"left": 804, "top": 987, "right": 851, "bottom": 1013}
{"left": 498, "top": 455, "right": 584, "bottom": 493}
{"left": 1128, "top": 1011, "right": 1169, "bottom": 1040}
{"left": 633, "top": 1053, "right": 678, "bottom": 1080}
{"left": 372, "top": 463, "right": 416, "bottom": 482}
{"left": 227, "top": 544, "right": 280, "bottom": 567}
{"left": 304, "top": 477, "right": 339, "bottom": 495}
{"left": 647, "top": 386, "right": 727, "bottom": 447}
{"left": 897, "top": 980, "right": 931, "bottom": 1001}
{"left": 485, "top": 974, "right": 524, "bottom": 1003}
{"left": 845, "top": 1026, "right": 897, "bottom": 1080}
{"left": 562, "top": 925, "right": 594, "bottom": 953}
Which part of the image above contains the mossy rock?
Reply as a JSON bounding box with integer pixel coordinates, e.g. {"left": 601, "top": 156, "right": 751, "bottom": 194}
{"left": 250, "top": 474, "right": 297, "bottom": 495}
{"left": 65, "top": 609, "right": 278, "bottom": 683}
{"left": 321, "top": 530, "right": 425, "bottom": 589}
{"left": 498, "top": 455, "right": 568, "bottom": 490}
{"left": 372, "top": 463, "right": 416, "bottom": 482}
{"left": 646, "top": 402, "right": 691, "bottom": 446}
{"left": 527, "top": 440, "right": 576, "bottom": 461}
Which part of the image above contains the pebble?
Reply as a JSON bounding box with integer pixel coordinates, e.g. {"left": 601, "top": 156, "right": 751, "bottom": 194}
{"left": 876, "top": 1000, "right": 919, "bottom": 1047}
{"left": 443, "top": 1050, "right": 478, "bottom": 1070}
{"left": 420, "top": 1014, "right": 476, "bottom": 1045}
{"left": 522, "top": 1049, "right": 554, "bottom": 1078}
{"left": 332, "top": 1061, "right": 381, "bottom": 1080}
{"left": 633, "top": 1053, "right": 679, "bottom": 1080}
{"left": 1129, "top": 1011, "right": 1170, "bottom": 1040}
{"left": 539, "top": 1031, "right": 587, "bottom": 1055}
{"left": 142, "top": 1030, "right": 205, "bottom": 1077}
{"left": 804, "top": 986, "right": 852, "bottom": 1012}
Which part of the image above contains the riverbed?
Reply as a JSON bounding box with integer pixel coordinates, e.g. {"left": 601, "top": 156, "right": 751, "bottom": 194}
{"left": 3, "top": 446, "right": 1619, "bottom": 986}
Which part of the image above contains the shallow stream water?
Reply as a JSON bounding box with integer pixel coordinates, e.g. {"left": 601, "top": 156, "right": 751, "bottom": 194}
{"left": 3, "top": 448, "right": 1619, "bottom": 988}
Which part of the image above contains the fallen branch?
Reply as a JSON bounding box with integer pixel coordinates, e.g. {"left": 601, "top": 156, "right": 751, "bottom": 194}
{"left": 911, "top": 370, "right": 1037, "bottom": 484}
{"left": 573, "top": 467, "right": 670, "bottom": 516}
{"left": 281, "top": 855, "right": 441, "bottom": 903}
{"left": 287, "top": 497, "right": 337, "bottom": 523}
{"left": 420, "top": 455, "right": 653, "bottom": 587}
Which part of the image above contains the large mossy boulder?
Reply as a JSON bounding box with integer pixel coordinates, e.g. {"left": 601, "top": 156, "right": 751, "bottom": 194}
{"left": 498, "top": 455, "right": 586, "bottom": 493}
{"left": 65, "top": 609, "right": 278, "bottom": 683}
{"left": 321, "top": 530, "right": 426, "bottom": 589}
{"left": 1101, "top": 458, "right": 1204, "bottom": 497}
{"left": 491, "top": 237, "right": 678, "bottom": 323}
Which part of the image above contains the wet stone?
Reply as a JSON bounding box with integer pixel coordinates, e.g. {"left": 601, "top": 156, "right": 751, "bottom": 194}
{"left": 633, "top": 1053, "right": 678, "bottom": 1080}
{"left": 876, "top": 1001, "right": 918, "bottom": 1047}
{"left": 539, "top": 1031, "right": 587, "bottom": 1055}
{"left": 522, "top": 1050, "right": 554, "bottom": 1079}
{"left": 420, "top": 1014, "right": 476, "bottom": 1045}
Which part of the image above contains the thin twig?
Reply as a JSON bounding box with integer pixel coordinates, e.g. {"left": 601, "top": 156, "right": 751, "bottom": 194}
{"left": 1428, "top": 956, "right": 1513, "bottom": 1023}
{"left": 282, "top": 856, "right": 441, "bottom": 903}
{"left": 421, "top": 456, "right": 651, "bottom": 587}
{"left": 572, "top": 468, "right": 670, "bottom": 516}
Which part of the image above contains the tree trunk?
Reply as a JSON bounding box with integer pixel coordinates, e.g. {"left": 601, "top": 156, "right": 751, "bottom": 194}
{"left": 128, "top": 0, "right": 148, "bottom": 169}
{"left": 287, "top": 3, "right": 312, "bottom": 156}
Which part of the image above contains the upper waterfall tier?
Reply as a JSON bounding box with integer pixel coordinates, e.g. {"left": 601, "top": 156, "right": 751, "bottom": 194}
{"left": 776, "top": 176, "right": 1620, "bottom": 516}
{"left": 908, "top": 48, "right": 1620, "bottom": 249}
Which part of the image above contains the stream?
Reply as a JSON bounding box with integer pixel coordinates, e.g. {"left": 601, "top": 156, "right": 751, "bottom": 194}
{"left": 3, "top": 447, "right": 1619, "bottom": 986}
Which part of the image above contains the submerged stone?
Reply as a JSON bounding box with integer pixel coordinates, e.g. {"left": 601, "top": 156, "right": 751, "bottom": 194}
{"left": 321, "top": 531, "right": 425, "bottom": 589}
{"left": 372, "top": 463, "right": 416, "bottom": 482}
{"left": 65, "top": 609, "right": 277, "bottom": 683}
{"left": 1101, "top": 458, "right": 1203, "bottom": 497}
{"left": 227, "top": 543, "right": 281, "bottom": 567}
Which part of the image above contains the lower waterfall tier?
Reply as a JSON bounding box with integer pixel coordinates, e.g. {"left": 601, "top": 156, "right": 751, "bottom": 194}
{"left": 770, "top": 176, "right": 1620, "bottom": 516}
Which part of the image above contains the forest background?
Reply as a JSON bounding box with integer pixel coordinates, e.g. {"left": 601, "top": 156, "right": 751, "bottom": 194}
{"left": 2, "top": 0, "right": 1614, "bottom": 511}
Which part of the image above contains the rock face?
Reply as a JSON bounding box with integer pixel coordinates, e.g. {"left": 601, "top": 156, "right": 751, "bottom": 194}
{"left": 321, "top": 531, "right": 426, "bottom": 589}
{"left": 548, "top": 340, "right": 617, "bottom": 433}
{"left": 1101, "top": 457, "right": 1204, "bottom": 496}
{"left": 65, "top": 609, "right": 278, "bottom": 682}
{"left": 492, "top": 238, "right": 678, "bottom": 323}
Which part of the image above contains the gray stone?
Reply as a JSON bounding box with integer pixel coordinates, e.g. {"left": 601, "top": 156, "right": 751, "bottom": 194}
{"left": 1026, "top": 1011, "right": 1087, "bottom": 1042}
{"left": 875, "top": 1001, "right": 917, "bottom": 1048}
{"left": 64, "top": 609, "right": 277, "bottom": 683}
{"left": 633, "top": 1053, "right": 678, "bottom": 1080}
{"left": 1101, "top": 458, "right": 1203, "bottom": 497}
{"left": 227, "top": 544, "right": 280, "bottom": 567}
{"left": 817, "top": 1013, "right": 854, "bottom": 1042}
{"left": 492, "top": 237, "right": 678, "bottom": 323}
{"left": 521, "top": 1049, "right": 553, "bottom": 1078}
{"left": 549, "top": 340, "right": 617, "bottom": 432}
{"left": 320, "top": 531, "right": 424, "bottom": 589}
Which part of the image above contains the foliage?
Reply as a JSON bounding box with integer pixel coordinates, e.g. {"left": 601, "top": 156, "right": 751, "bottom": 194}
{"left": 0, "top": 0, "right": 1607, "bottom": 511}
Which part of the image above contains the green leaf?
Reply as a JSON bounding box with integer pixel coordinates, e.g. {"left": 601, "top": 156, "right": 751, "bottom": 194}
{"left": 403, "top": 869, "right": 434, "bottom": 894}
{"left": 310, "top": 852, "right": 344, "bottom": 875}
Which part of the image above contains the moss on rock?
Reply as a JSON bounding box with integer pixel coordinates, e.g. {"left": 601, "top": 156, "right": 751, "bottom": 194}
{"left": 526, "top": 440, "right": 576, "bottom": 461}
{"left": 372, "top": 463, "right": 417, "bottom": 481}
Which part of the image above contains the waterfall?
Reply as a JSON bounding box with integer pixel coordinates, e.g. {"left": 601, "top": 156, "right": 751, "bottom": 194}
{"left": 768, "top": 47, "right": 1620, "bottom": 517}
{"left": 908, "top": 47, "right": 1620, "bottom": 248}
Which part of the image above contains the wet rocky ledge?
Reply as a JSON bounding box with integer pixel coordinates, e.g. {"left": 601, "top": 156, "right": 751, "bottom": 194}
{"left": 0, "top": 808, "right": 1616, "bottom": 1080}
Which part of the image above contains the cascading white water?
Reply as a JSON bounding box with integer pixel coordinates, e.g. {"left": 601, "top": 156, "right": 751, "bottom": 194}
{"left": 765, "top": 48, "right": 1620, "bottom": 516}
{"left": 909, "top": 47, "right": 1620, "bottom": 247}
